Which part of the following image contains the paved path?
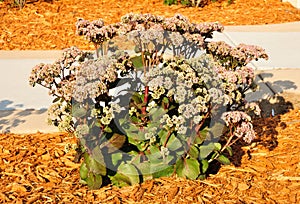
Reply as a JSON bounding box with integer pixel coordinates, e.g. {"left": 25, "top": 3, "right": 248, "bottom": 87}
{"left": 0, "top": 22, "right": 299, "bottom": 133}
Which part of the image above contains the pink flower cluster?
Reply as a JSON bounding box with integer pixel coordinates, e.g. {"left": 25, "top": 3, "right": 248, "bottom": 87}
{"left": 29, "top": 46, "right": 89, "bottom": 101}
{"left": 222, "top": 111, "right": 256, "bottom": 143}
{"left": 163, "top": 14, "right": 190, "bottom": 33}
{"left": 76, "top": 18, "right": 119, "bottom": 44}
{"left": 29, "top": 63, "right": 60, "bottom": 88}
{"left": 73, "top": 57, "right": 119, "bottom": 102}
{"left": 207, "top": 41, "right": 269, "bottom": 69}
{"left": 216, "top": 65, "right": 255, "bottom": 87}
{"left": 76, "top": 13, "right": 224, "bottom": 49}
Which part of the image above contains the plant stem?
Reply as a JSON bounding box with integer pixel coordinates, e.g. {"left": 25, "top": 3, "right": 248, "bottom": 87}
{"left": 207, "top": 126, "right": 235, "bottom": 163}
{"left": 141, "top": 51, "right": 149, "bottom": 115}
{"left": 142, "top": 86, "right": 149, "bottom": 115}
{"left": 163, "top": 129, "right": 173, "bottom": 147}
{"left": 195, "top": 111, "right": 210, "bottom": 133}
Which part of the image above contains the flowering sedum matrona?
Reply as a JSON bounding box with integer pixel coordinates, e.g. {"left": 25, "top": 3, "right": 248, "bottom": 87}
{"left": 29, "top": 13, "right": 268, "bottom": 189}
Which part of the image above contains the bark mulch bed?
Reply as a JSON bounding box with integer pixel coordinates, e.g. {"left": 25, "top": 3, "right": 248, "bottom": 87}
{"left": 1, "top": 0, "right": 300, "bottom": 50}
{"left": 0, "top": 106, "right": 299, "bottom": 203}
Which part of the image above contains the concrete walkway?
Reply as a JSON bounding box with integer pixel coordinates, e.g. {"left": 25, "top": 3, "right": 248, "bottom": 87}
{"left": 0, "top": 22, "right": 299, "bottom": 133}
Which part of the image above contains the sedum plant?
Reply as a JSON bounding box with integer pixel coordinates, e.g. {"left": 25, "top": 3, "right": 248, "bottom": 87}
{"left": 29, "top": 13, "right": 268, "bottom": 189}
{"left": 163, "top": 0, "right": 232, "bottom": 7}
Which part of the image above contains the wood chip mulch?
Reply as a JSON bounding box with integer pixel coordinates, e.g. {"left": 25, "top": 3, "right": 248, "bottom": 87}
{"left": 1, "top": 0, "right": 300, "bottom": 50}
{"left": 0, "top": 108, "right": 299, "bottom": 203}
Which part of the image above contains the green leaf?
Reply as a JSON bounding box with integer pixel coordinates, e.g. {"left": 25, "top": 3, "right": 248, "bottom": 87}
{"left": 88, "top": 148, "right": 106, "bottom": 175}
{"left": 125, "top": 123, "right": 140, "bottom": 132}
{"left": 200, "top": 159, "right": 209, "bottom": 174}
{"left": 151, "top": 164, "right": 174, "bottom": 178}
{"left": 188, "top": 145, "right": 199, "bottom": 159}
{"left": 134, "top": 45, "right": 141, "bottom": 53}
{"left": 91, "top": 146, "right": 104, "bottom": 164}
{"left": 72, "top": 106, "right": 87, "bottom": 118}
{"left": 158, "top": 129, "right": 168, "bottom": 139}
{"left": 88, "top": 158, "right": 106, "bottom": 175}
{"left": 130, "top": 55, "right": 143, "bottom": 69}
{"left": 52, "top": 97, "right": 60, "bottom": 103}
{"left": 194, "top": 127, "right": 209, "bottom": 144}
{"left": 149, "top": 107, "right": 166, "bottom": 122}
{"left": 200, "top": 127, "right": 210, "bottom": 137}
{"left": 198, "top": 174, "right": 206, "bottom": 180}
{"left": 199, "top": 143, "right": 215, "bottom": 159}
{"left": 160, "top": 133, "right": 183, "bottom": 155}
{"left": 226, "top": 146, "right": 233, "bottom": 157}
{"left": 127, "top": 136, "right": 139, "bottom": 147}
{"left": 106, "top": 133, "right": 126, "bottom": 153}
{"left": 122, "top": 120, "right": 139, "bottom": 134}
{"left": 111, "top": 152, "right": 123, "bottom": 166}
{"left": 104, "top": 126, "right": 112, "bottom": 133}
{"left": 137, "top": 130, "right": 147, "bottom": 140}
{"left": 131, "top": 93, "right": 142, "bottom": 104}
{"left": 214, "top": 143, "right": 222, "bottom": 151}
{"left": 79, "top": 162, "right": 89, "bottom": 180}
{"left": 134, "top": 161, "right": 153, "bottom": 181}
{"left": 110, "top": 173, "right": 132, "bottom": 187}
{"left": 136, "top": 141, "right": 149, "bottom": 152}
{"left": 129, "top": 115, "right": 138, "bottom": 123}
{"left": 166, "top": 134, "right": 182, "bottom": 151}
{"left": 117, "top": 163, "right": 140, "bottom": 185}
{"left": 95, "top": 120, "right": 101, "bottom": 127}
{"left": 130, "top": 154, "right": 142, "bottom": 166}
{"left": 162, "top": 97, "right": 169, "bottom": 104}
{"left": 176, "top": 158, "right": 200, "bottom": 180}
{"left": 210, "top": 122, "right": 225, "bottom": 140}
{"left": 86, "top": 172, "right": 103, "bottom": 189}
{"left": 127, "top": 150, "right": 138, "bottom": 160}
{"left": 136, "top": 141, "right": 148, "bottom": 152}
{"left": 165, "top": 154, "right": 175, "bottom": 164}
{"left": 119, "top": 118, "right": 126, "bottom": 126}
{"left": 217, "top": 154, "right": 231, "bottom": 165}
{"left": 162, "top": 97, "right": 169, "bottom": 108}
{"left": 147, "top": 145, "right": 162, "bottom": 164}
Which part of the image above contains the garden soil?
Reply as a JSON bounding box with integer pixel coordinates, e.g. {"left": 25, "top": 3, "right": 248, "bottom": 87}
{"left": 1, "top": 0, "right": 300, "bottom": 50}
{"left": 1, "top": 0, "right": 300, "bottom": 203}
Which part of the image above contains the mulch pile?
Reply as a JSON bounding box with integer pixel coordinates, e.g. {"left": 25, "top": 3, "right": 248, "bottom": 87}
{"left": 1, "top": 0, "right": 300, "bottom": 50}
{"left": 0, "top": 107, "right": 299, "bottom": 203}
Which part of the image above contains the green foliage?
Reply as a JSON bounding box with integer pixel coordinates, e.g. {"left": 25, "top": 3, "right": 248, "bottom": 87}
{"left": 110, "top": 163, "right": 140, "bottom": 187}
{"left": 4, "top": 0, "right": 27, "bottom": 9}
{"left": 164, "top": 0, "right": 234, "bottom": 7}
{"left": 176, "top": 158, "right": 200, "bottom": 179}
{"left": 164, "top": 0, "right": 178, "bottom": 6}
{"left": 14, "top": 0, "right": 26, "bottom": 9}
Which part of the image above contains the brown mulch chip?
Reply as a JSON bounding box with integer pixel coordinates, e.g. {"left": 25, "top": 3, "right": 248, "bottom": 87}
{"left": 0, "top": 109, "right": 299, "bottom": 203}
{"left": 1, "top": 0, "right": 300, "bottom": 50}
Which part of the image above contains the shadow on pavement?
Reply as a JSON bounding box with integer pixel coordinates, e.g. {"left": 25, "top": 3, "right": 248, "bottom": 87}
{"left": 0, "top": 99, "right": 47, "bottom": 133}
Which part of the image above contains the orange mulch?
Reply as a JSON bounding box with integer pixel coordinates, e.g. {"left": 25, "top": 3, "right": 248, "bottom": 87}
{"left": 1, "top": 108, "right": 299, "bottom": 203}
{"left": 1, "top": 0, "right": 300, "bottom": 50}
